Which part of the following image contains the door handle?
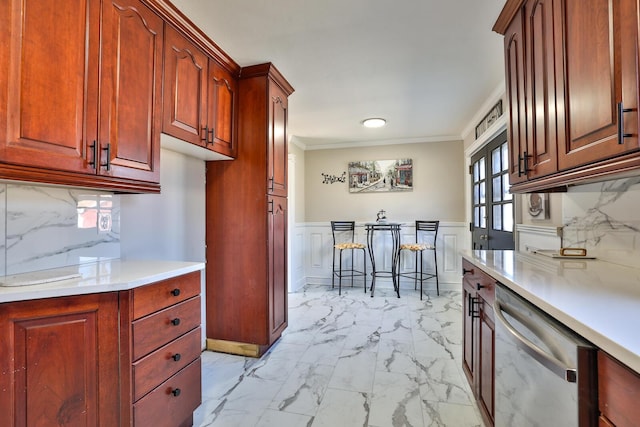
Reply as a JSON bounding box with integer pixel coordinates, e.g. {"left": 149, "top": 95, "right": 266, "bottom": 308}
{"left": 617, "top": 102, "right": 634, "bottom": 145}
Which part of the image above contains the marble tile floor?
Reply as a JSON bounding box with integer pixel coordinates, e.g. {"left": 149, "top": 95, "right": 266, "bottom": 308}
{"left": 193, "top": 283, "right": 485, "bottom": 427}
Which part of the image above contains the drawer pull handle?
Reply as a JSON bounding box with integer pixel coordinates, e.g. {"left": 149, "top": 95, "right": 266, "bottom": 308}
{"left": 171, "top": 388, "right": 181, "bottom": 397}
{"left": 171, "top": 318, "right": 181, "bottom": 326}
{"left": 476, "top": 283, "right": 486, "bottom": 290}
{"left": 171, "top": 288, "right": 181, "bottom": 297}
{"left": 172, "top": 353, "right": 181, "bottom": 362}
{"left": 462, "top": 268, "right": 473, "bottom": 275}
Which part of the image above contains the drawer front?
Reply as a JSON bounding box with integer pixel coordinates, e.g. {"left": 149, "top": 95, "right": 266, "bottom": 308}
{"left": 476, "top": 271, "right": 495, "bottom": 307}
{"left": 133, "top": 296, "right": 201, "bottom": 360}
{"left": 133, "top": 327, "right": 201, "bottom": 401}
{"left": 462, "top": 259, "right": 496, "bottom": 306}
{"left": 133, "top": 358, "right": 201, "bottom": 427}
{"left": 133, "top": 271, "right": 200, "bottom": 320}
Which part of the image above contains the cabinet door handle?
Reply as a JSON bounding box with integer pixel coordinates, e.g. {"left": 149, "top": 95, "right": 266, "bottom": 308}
{"left": 467, "top": 294, "right": 480, "bottom": 318}
{"left": 518, "top": 151, "right": 532, "bottom": 176}
{"left": 267, "top": 199, "right": 274, "bottom": 213}
{"left": 171, "top": 318, "right": 181, "bottom": 326}
{"left": 171, "top": 388, "right": 181, "bottom": 397}
{"left": 171, "top": 288, "right": 181, "bottom": 297}
{"left": 100, "top": 143, "right": 111, "bottom": 171}
{"left": 201, "top": 126, "right": 208, "bottom": 142}
{"left": 476, "top": 282, "right": 486, "bottom": 290}
{"left": 462, "top": 268, "right": 473, "bottom": 275}
{"left": 268, "top": 176, "right": 274, "bottom": 191}
{"left": 617, "top": 102, "right": 634, "bottom": 145}
{"left": 89, "top": 140, "right": 98, "bottom": 169}
{"left": 208, "top": 127, "right": 214, "bottom": 144}
{"left": 172, "top": 353, "right": 181, "bottom": 362}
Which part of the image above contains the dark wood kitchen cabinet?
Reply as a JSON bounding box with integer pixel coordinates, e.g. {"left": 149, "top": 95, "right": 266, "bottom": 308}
{"left": 0, "top": 293, "right": 120, "bottom": 427}
{"left": 494, "top": 0, "right": 640, "bottom": 192}
{"left": 163, "top": 25, "right": 238, "bottom": 158}
{"left": 120, "top": 271, "right": 202, "bottom": 427}
{"left": 206, "top": 63, "right": 293, "bottom": 357}
{"left": 462, "top": 258, "right": 495, "bottom": 427}
{"left": 598, "top": 351, "right": 640, "bottom": 427}
{"left": 0, "top": 0, "right": 163, "bottom": 192}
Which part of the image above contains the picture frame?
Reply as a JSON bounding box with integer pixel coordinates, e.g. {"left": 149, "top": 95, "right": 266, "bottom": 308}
{"left": 526, "top": 193, "right": 550, "bottom": 220}
{"left": 348, "top": 159, "right": 413, "bottom": 193}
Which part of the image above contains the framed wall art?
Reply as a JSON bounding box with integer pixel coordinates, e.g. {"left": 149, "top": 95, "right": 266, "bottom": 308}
{"left": 348, "top": 159, "right": 413, "bottom": 193}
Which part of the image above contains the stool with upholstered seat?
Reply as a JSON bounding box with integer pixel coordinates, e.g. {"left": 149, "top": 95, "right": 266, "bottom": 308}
{"left": 399, "top": 220, "right": 439, "bottom": 299}
{"left": 331, "top": 221, "right": 367, "bottom": 295}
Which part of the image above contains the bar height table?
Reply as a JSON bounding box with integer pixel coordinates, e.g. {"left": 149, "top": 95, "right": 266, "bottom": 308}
{"left": 365, "top": 222, "right": 402, "bottom": 298}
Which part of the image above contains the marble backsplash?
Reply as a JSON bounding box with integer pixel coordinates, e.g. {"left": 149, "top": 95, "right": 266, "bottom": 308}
{"left": 0, "top": 183, "right": 120, "bottom": 277}
{"left": 562, "top": 176, "right": 640, "bottom": 267}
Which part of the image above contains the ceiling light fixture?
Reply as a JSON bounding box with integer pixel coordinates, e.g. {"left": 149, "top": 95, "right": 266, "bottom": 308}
{"left": 362, "top": 118, "right": 386, "bottom": 128}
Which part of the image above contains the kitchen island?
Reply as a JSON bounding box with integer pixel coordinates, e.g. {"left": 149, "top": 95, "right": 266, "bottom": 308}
{"left": 0, "top": 259, "right": 205, "bottom": 427}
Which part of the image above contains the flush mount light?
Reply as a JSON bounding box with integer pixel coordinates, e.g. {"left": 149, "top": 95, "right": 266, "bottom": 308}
{"left": 362, "top": 118, "right": 386, "bottom": 128}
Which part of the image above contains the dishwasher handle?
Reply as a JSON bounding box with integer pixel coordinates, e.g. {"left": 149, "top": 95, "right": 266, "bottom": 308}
{"left": 494, "top": 299, "right": 577, "bottom": 383}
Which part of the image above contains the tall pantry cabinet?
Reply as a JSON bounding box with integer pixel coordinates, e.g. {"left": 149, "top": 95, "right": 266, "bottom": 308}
{"left": 205, "top": 63, "right": 294, "bottom": 357}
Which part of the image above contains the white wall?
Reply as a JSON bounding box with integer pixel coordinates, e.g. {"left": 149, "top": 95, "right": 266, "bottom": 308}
{"left": 120, "top": 148, "right": 205, "bottom": 262}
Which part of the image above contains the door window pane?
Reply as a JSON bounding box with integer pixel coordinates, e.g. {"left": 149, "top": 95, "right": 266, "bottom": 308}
{"left": 479, "top": 158, "right": 485, "bottom": 180}
{"left": 479, "top": 182, "right": 486, "bottom": 204}
{"left": 503, "top": 203, "right": 513, "bottom": 232}
{"left": 473, "top": 162, "right": 479, "bottom": 182}
{"left": 493, "top": 177, "right": 502, "bottom": 202}
{"left": 474, "top": 207, "right": 480, "bottom": 227}
{"left": 480, "top": 206, "right": 486, "bottom": 228}
{"left": 493, "top": 205, "right": 502, "bottom": 230}
{"left": 492, "top": 148, "right": 501, "bottom": 174}
{"left": 501, "top": 143, "right": 509, "bottom": 171}
{"left": 474, "top": 184, "right": 479, "bottom": 204}
{"left": 503, "top": 174, "right": 512, "bottom": 201}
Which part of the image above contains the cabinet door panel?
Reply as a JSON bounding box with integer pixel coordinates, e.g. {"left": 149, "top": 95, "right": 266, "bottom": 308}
{"left": 526, "top": 0, "right": 561, "bottom": 177}
{"left": 209, "top": 61, "right": 237, "bottom": 157}
{"left": 0, "top": 0, "right": 98, "bottom": 173}
{"left": 268, "top": 81, "right": 288, "bottom": 196}
{"left": 0, "top": 293, "right": 119, "bottom": 427}
{"left": 99, "top": 0, "right": 162, "bottom": 182}
{"left": 163, "top": 26, "right": 208, "bottom": 147}
{"left": 268, "top": 195, "right": 287, "bottom": 342}
{"left": 504, "top": 8, "right": 529, "bottom": 185}
{"left": 559, "top": 0, "right": 639, "bottom": 169}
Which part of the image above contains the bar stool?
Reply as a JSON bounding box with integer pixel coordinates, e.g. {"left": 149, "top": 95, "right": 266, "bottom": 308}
{"left": 399, "top": 220, "right": 439, "bottom": 299}
{"left": 331, "top": 221, "right": 367, "bottom": 295}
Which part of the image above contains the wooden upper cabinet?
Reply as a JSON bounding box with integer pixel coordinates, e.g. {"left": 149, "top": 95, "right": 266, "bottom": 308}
{"left": 163, "top": 25, "right": 238, "bottom": 157}
{"left": 209, "top": 61, "right": 238, "bottom": 157}
{"left": 0, "top": 0, "right": 99, "bottom": 174}
{"left": 495, "top": 0, "right": 640, "bottom": 192}
{"left": 268, "top": 80, "right": 289, "bottom": 196}
{"left": 0, "top": 0, "right": 162, "bottom": 191}
{"left": 558, "top": 0, "right": 639, "bottom": 169}
{"left": 163, "top": 25, "right": 209, "bottom": 147}
{"left": 99, "top": 0, "right": 163, "bottom": 183}
{"left": 503, "top": 7, "right": 529, "bottom": 185}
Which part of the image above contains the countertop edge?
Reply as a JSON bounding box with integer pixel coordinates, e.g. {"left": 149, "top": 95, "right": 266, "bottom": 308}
{"left": 0, "top": 260, "right": 206, "bottom": 303}
{"left": 461, "top": 250, "right": 640, "bottom": 374}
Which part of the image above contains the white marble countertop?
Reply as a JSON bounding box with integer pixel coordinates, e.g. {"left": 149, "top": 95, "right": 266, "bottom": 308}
{"left": 461, "top": 250, "right": 640, "bottom": 373}
{"left": 0, "top": 259, "right": 205, "bottom": 303}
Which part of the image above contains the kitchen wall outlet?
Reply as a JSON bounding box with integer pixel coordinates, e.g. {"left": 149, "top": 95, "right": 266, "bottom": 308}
{"left": 98, "top": 212, "right": 112, "bottom": 233}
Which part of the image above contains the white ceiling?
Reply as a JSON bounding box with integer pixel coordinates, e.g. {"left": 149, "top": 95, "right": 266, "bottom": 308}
{"left": 171, "top": 0, "right": 506, "bottom": 149}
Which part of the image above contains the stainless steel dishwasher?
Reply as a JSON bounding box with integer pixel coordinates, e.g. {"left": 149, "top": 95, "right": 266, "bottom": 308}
{"left": 494, "top": 283, "right": 598, "bottom": 426}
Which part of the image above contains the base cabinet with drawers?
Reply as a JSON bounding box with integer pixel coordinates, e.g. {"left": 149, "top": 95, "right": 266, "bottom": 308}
{"left": 121, "top": 271, "right": 202, "bottom": 427}
{"left": 0, "top": 270, "right": 202, "bottom": 426}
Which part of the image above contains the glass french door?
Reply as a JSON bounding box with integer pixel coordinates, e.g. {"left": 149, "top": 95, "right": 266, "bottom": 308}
{"left": 471, "top": 130, "right": 514, "bottom": 250}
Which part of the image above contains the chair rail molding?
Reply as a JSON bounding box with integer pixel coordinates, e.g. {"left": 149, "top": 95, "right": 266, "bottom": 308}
{"left": 296, "top": 221, "right": 466, "bottom": 292}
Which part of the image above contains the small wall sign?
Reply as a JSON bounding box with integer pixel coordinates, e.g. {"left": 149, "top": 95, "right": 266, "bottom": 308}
{"left": 321, "top": 171, "right": 347, "bottom": 184}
